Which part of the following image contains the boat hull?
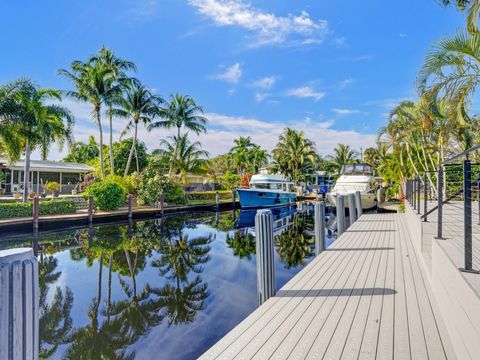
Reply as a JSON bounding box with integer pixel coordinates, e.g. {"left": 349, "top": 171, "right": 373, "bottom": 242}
{"left": 237, "top": 189, "right": 297, "bottom": 209}
{"left": 326, "top": 192, "right": 377, "bottom": 210}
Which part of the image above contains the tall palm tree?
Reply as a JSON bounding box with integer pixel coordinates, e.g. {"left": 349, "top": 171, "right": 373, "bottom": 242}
{"left": 440, "top": 0, "right": 480, "bottom": 34}
{"left": 272, "top": 128, "right": 319, "bottom": 184}
{"left": 59, "top": 60, "right": 114, "bottom": 178}
{"left": 0, "top": 79, "right": 74, "bottom": 201}
{"left": 111, "top": 82, "right": 163, "bottom": 176}
{"left": 88, "top": 47, "right": 137, "bottom": 175}
{"left": 327, "top": 144, "right": 358, "bottom": 173}
{"left": 153, "top": 134, "right": 209, "bottom": 185}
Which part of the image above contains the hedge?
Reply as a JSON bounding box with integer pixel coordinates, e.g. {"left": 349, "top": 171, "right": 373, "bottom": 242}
{"left": 0, "top": 200, "right": 77, "bottom": 219}
{"left": 185, "top": 190, "right": 233, "bottom": 201}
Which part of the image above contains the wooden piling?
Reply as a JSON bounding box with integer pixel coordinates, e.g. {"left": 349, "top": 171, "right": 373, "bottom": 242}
{"left": 314, "top": 202, "right": 325, "bottom": 255}
{"left": 348, "top": 193, "right": 357, "bottom": 225}
{"left": 255, "top": 209, "right": 275, "bottom": 305}
{"left": 32, "top": 196, "right": 39, "bottom": 230}
{"left": 88, "top": 196, "right": 94, "bottom": 224}
{"left": 128, "top": 194, "right": 133, "bottom": 219}
{"left": 355, "top": 191, "right": 363, "bottom": 217}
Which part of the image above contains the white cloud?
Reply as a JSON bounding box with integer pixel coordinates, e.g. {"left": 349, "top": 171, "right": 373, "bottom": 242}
{"left": 255, "top": 93, "right": 270, "bottom": 102}
{"left": 252, "top": 76, "right": 276, "bottom": 89}
{"left": 212, "top": 63, "right": 242, "bottom": 84}
{"left": 286, "top": 86, "right": 325, "bottom": 101}
{"left": 338, "top": 78, "right": 355, "bottom": 90}
{"left": 332, "top": 108, "right": 360, "bottom": 116}
{"left": 188, "top": 0, "right": 329, "bottom": 47}
{"left": 124, "top": 0, "right": 158, "bottom": 19}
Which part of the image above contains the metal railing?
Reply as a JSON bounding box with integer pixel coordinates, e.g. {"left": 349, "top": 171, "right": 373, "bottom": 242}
{"left": 405, "top": 148, "right": 480, "bottom": 274}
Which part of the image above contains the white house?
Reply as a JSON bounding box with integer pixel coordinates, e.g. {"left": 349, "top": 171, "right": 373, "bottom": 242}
{"left": 0, "top": 158, "right": 94, "bottom": 195}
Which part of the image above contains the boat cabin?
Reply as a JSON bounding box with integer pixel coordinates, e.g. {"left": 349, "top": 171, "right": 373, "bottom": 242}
{"left": 339, "top": 163, "right": 374, "bottom": 176}
{"left": 249, "top": 174, "right": 294, "bottom": 192}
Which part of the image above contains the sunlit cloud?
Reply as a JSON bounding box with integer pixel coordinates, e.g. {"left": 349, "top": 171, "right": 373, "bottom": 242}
{"left": 252, "top": 76, "right": 276, "bottom": 90}
{"left": 212, "top": 63, "right": 242, "bottom": 84}
{"left": 332, "top": 108, "right": 360, "bottom": 115}
{"left": 286, "top": 86, "right": 325, "bottom": 101}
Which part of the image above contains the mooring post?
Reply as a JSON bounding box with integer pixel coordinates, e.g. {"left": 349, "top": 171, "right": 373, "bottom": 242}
{"left": 32, "top": 196, "right": 39, "bottom": 230}
{"left": 255, "top": 209, "right": 275, "bottom": 305}
{"left": 0, "top": 248, "right": 39, "bottom": 360}
{"left": 336, "top": 195, "right": 346, "bottom": 236}
{"left": 355, "top": 191, "right": 363, "bottom": 218}
{"left": 159, "top": 193, "right": 164, "bottom": 215}
{"left": 348, "top": 193, "right": 357, "bottom": 225}
{"left": 128, "top": 194, "right": 133, "bottom": 219}
{"left": 424, "top": 173, "right": 428, "bottom": 221}
{"left": 436, "top": 167, "right": 443, "bottom": 239}
{"left": 232, "top": 190, "right": 236, "bottom": 205}
{"left": 88, "top": 196, "right": 94, "bottom": 224}
{"left": 215, "top": 191, "right": 220, "bottom": 209}
{"left": 314, "top": 202, "right": 326, "bottom": 255}
{"left": 460, "top": 157, "right": 478, "bottom": 273}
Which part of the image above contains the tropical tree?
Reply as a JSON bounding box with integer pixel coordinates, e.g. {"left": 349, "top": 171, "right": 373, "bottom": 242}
{"left": 63, "top": 135, "right": 99, "bottom": 163}
{"left": 439, "top": 0, "right": 480, "bottom": 34}
{"left": 0, "top": 79, "right": 73, "bottom": 201}
{"left": 326, "top": 144, "right": 358, "bottom": 174}
{"left": 228, "top": 136, "right": 269, "bottom": 175}
{"left": 111, "top": 82, "right": 163, "bottom": 175}
{"left": 59, "top": 59, "right": 114, "bottom": 178}
{"left": 148, "top": 94, "right": 207, "bottom": 175}
{"left": 271, "top": 128, "right": 319, "bottom": 184}
{"left": 153, "top": 134, "right": 209, "bottom": 186}
{"left": 87, "top": 47, "right": 137, "bottom": 175}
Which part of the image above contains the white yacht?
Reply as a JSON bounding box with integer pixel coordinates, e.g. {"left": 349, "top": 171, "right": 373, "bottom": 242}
{"left": 326, "top": 163, "right": 379, "bottom": 210}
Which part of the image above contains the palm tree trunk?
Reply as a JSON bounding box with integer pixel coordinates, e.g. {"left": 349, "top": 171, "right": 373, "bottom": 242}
{"left": 106, "top": 254, "right": 113, "bottom": 323}
{"left": 109, "top": 106, "right": 115, "bottom": 175}
{"left": 23, "top": 139, "right": 31, "bottom": 203}
{"left": 134, "top": 145, "right": 140, "bottom": 173}
{"left": 124, "top": 122, "right": 137, "bottom": 177}
{"left": 93, "top": 253, "right": 104, "bottom": 331}
{"left": 96, "top": 107, "right": 105, "bottom": 179}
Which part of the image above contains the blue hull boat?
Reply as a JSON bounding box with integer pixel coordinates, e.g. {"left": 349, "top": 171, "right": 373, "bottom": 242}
{"left": 236, "top": 189, "right": 297, "bottom": 209}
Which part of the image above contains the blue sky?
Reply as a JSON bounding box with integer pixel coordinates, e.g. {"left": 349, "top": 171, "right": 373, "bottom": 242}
{"left": 0, "top": 0, "right": 466, "bottom": 159}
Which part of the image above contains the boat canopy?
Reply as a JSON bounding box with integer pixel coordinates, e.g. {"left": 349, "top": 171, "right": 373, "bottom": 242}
{"left": 340, "top": 163, "right": 373, "bottom": 176}
{"left": 249, "top": 174, "right": 292, "bottom": 184}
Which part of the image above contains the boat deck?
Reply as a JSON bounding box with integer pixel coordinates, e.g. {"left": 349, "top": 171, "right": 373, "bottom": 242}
{"left": 200, "top": 212, "right": 456, "bottom": 359}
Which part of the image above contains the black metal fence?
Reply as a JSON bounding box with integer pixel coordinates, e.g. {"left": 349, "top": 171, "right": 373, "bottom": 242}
{"left": 405, "top": 148, "right": 480, "bottom": 274}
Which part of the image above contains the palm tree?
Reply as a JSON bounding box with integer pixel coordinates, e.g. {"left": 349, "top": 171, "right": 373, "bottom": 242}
{"left": 148, "top": 94, "right": 207, "bottom": 175}
{"left": 59, "top": 59, "right": 114, "bottom": 178}
{"left": 228, "top": 137, "right": 269, "bottom": 175}
{"left": 0, "top": 79, "right": 74, "bottom": 201}
{"left": 153, "top": 134, "right": 209, "bottom": 185}
{"left": 327, "top": 144, "right": 358, "bottom": 173}
{"left": 63, "top": 135, "right": 99, "bottom": 163}
{"left": 111, "top": 82, "right": 163, "bottom": 176}
{"left": 88, "top": 47, "right": 137, "bottom": 175}
{"left": 440, "top": 0, "right": 480, "bottom": 34}
{"left": 272, "top": 128, "right": 319, "bottom": 184}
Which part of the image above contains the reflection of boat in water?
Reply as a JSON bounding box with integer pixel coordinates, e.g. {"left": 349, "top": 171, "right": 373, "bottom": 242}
{"left": 237, "top": 173, "right": 296, "bottom": 209}
{"left": 236, "top": 205, "right": 297, "bottom": 235}
{"left": 326, "top": 163, "right": 379, "bottom": 210}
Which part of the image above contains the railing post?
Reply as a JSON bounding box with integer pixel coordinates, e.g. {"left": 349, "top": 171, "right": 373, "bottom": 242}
{"left": 348, "top": 193, "right": 357, "bottom": 225}
{"left": 88, "top": 196, "right": 94, "bottom": 224}
{"left": 314, "top": 202, "right": 325, "bottom": 255}
{"left": 436, "top": 167, "right": 443, "bottom": 239}
{"left": 255, "top": 209, "right": 275, "bottom": 305}
{"left": 355, "top": 191, "right": 362, "bottom": 217}
{"left": 413, "top": 179, "right": 417, "bottom": 210}
{"left": 460, "top": 158, "right": 479, "bottom": 273}
{"left": 32, "top": 196, "right": 39, "bottom": 230}
{"left": 336, "top": 195, "right": 346, "bottom": 236}
{"left": 417, "top": 177, "right": 421, "bottom": 214}
{"left": 424, "top": 173, "right": 428, "bottom": 221}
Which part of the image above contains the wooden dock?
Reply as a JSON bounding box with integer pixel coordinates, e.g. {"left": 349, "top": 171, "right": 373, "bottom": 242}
{"left": 200, "top": 212, "right": 456, "bottom": 359}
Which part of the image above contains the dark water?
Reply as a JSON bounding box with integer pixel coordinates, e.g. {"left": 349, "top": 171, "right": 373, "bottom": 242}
{"left": 0, "top": 204, "right": 334, "bottom": 359}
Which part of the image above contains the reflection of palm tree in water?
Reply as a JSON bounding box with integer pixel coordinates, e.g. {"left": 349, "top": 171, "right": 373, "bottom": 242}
{"left": 151, "top": 228, "right": 213, "bottom": 325}
{"left": 226, "top": 229, "right": 256, "bottom": 259}
{"left": 274, "top": 213, "right": 314, "bottom": 269}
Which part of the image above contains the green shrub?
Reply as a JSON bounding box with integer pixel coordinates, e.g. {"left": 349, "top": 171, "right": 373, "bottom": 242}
{"left": 84, "top": 180, "right": 126, "bottom": 211}
{"left": 0, "top": 200, "right": 76, "bottom": 219}
{"left": 45, "top": 181, "right": 61, "bottom": 193}
{"left": 136, "top": 174, "right": 186, "bottom": 206}
{"left": 186, "top": 190, "right": 232, "bottom": 201}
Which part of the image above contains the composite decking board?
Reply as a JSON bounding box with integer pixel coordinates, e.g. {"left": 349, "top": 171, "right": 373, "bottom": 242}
{"left": 320, "top": 214, "right": 387, "bottom": 359}
{"left": 300, "top": 219, "right": 383, "bottom": 359}
{"left": 200, "top": 213, "right": 455, "bottom": 360}
{"left": 251, "top": 217, "right": 378, "bottom": 359}
{"left": 235, "top": 219, "right": 377, "bottom": 360}
{"left": 263, "top": 219, "right": 379, "bottom": 360}
{"left": 201, "top": 218, "right": 369, "bottom": 360}
{"left": 340, "top": 214, "right": 392, "bottom": 360}
{"left": 397, "top": 215, "right": 430, "bottom": 360}
{"left": 398, "top": 215, "right": 448, "bottom": 360}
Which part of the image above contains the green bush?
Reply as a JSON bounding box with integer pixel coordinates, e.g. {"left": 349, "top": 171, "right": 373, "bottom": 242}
{"left": 84, "top": 180, "right": 126, "bottom": 211}
{"left": 0, "top": 200, "right": 77, "bottom": 219}
{"left": 135, "top": 174, "right": 186, "bottom": 206}
{"left": 186, "top": 190, "right": 232, "bottom": 201}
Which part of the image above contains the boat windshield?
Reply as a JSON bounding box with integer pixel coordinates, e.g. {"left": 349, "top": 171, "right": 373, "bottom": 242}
{"left": 340, "top": 164, "right": 373, "bottom": 175}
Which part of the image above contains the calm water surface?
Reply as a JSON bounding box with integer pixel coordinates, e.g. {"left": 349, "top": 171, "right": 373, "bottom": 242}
{"left": 1, "top": 204, "right": 334, "bottom": 359}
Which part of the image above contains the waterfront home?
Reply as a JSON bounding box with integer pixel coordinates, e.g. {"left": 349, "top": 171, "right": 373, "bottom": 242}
{"left": 0, "top": 158, "right": 93, "bottom": 195}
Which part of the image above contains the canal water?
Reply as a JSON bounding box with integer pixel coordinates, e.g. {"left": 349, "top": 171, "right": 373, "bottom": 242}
{"left": 0, "top": 204, "right": 335, "bottom": 359}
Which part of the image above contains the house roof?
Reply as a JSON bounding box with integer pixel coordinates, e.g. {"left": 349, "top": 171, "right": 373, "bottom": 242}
{"left": 0, "top": 158, "right": 94, "bottom": 173}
